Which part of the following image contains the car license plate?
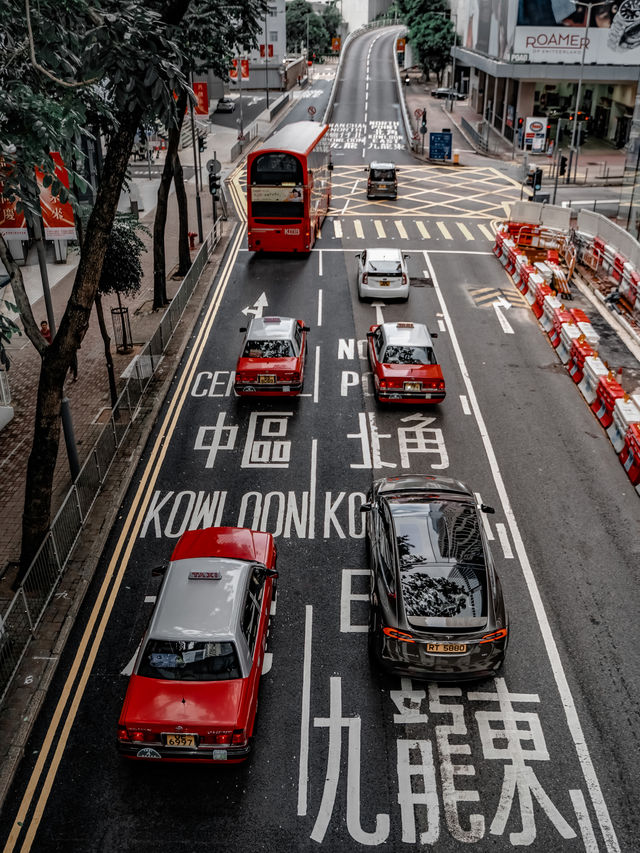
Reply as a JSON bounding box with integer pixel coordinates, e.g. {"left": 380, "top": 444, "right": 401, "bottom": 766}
{"left": 379, "top": 184, "right": 387, "bottom": 189}
{"left": 404, "top": 381, "right": 422, "bottom": 391}
{"left": 258, "top": 375, "right": 276, "bottom": 384}
{"left": 164, "top": 733, "right": 197, "bottom": 748}
{"left": 284, "top": 228, "right": 299, "bottom": 235}
{"left": 380, "top": 280, "right": 390, "bottom": 287}
{"left": 425, "top": 643, "right": 467, "bottom": 654}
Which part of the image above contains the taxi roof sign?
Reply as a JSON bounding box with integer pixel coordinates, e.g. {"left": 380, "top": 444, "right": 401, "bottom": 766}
{"left": 188, "top": 571, "right": 222, "bottom": 580}
{"left": 396, "top": 322, "right": 414, "bottom": 328}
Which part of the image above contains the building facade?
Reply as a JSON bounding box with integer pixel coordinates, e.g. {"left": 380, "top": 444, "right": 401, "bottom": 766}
{"left": 450, "top": 0, "right": 640, "bottom": 152}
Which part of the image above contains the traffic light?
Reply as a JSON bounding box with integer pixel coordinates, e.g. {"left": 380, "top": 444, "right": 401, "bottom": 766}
{"left": 209, "top": 172, "right": 220, "bottom": 196}
{"left": 559, "top": 155, "right": 568, "bottom": 176}
{"left": 534, "top": 168, "right": 543, "bottom": 191}
{"left": 421, "top": 108, "right": 427, "bottom": 128}
{"left": 198, "top": 136, "right": 205, "bottom": 153}
{"left": 525, "top": 170, "right": 534, "bottom": 187}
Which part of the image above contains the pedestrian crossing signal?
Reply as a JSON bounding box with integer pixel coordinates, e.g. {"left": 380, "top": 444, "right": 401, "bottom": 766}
{"left": 559, "top": 155, "right": 568, "bottom": 176}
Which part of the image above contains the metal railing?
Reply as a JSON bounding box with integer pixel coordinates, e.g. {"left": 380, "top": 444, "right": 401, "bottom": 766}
{"left": 461, "top": 117, "right": 489, "bottom": 153}
{"left": 0, "top": 224, "right": 222, "bottom": 707}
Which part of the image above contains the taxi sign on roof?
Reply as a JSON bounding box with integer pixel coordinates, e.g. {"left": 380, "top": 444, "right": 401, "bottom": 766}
{"left": 188, "top": 571, "right": 222, "bottom": 580}
{"left": 263, "top": 317, "right": 281, "bottom": 323}
{"left": 396, "top": 322, "right": 414, "bottom": 328}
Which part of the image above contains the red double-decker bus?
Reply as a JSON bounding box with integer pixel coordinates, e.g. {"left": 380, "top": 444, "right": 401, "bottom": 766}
{"left": 247, "top": 122, "right": 332, "bottom": 252}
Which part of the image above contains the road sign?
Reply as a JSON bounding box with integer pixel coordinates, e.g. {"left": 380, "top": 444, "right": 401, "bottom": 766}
{"left": 414, "top": 108, "right": 423, "bottom": 118}
{"left": 420, "top": 126, "right": 427, "bottom": 135}
{"left": 308, "top": 105, "right": 316, "bottom": 116}
{"left": 412, "top": 131, "right": 419, "bottom": 140}
{"left": 206, "top": 158, "right": 221, "bottom": 174}
{"left": 429, "top": 131, "right": 453, "bottom": 161}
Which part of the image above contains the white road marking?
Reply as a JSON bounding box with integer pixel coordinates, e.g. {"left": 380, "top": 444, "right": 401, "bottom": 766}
{"left": 262, "top": 652, "right": 273, "bottom": 675}
{"left": 457, "top": 222, "right": 474, "bottom": 241}
{"left": 478, "top": 223, "right": 494, "bottom": 240}
{"left": 350, "top": 180, "right": 359, "bottom": 195}
{"left": 395, "top": 221, "right": 408, "bottom": 240}
{"left": 144, "top": 595, "right": 156, "bottom": 604}
{"left": 436, "top": 221, "right": 453, "bottom": 240}
{"left": 496, "top": 522, "right": 514, "bottom": 558}
{"left": 372, "top": 302, "right": 386, "bottom": 325}
{"left": 571, "top": 789, "right": 600, "bottom": 852}
{"left": 317, "top": 288, "right": 323, "bottom": 326}
{"left": 313, "top": 345, "right": 320, "bottom": 403}
{"left": 340, "top": 569, "right": 369, "bottom": 632}
{"left": 341, "top": 198, "right": 350, "bottom": 215}
{"left": 241, "top": 291, "right": 268, "bottom": 318}
{"left": 374, "top": 220, "right": 385, "bottom": 238}
{"left": 354, "top": 220, "right": 364, "bottom": 239}
{"left": 333, "top": 220, "right": 343, "bottom": 238}
{"left": 493, "top": 303, "right": 514, "bottom": 334}
{"left": 318, "top": 250, "right": 323, "bottom": 277}
{"left": 460, "top": 395, "right": 471, "bottom": 415}
{"left": 308, "top": 439, "right": 317, "bottom": 539}
{"left": 438, "top": 319, "right": 446, "bottom": 333}
{"left": 297, "top": 604, "right": 313, "bottom": 816}
{"left": 424, "top": 248, "right": 621, "bottom": 853}
{"left": 416, "top": 221, "right": 430, "bottom": 239}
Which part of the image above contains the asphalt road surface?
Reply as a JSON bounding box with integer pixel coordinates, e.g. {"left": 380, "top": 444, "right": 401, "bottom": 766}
{"left": 1, "top": 26, "right": 639, "bottom": 853}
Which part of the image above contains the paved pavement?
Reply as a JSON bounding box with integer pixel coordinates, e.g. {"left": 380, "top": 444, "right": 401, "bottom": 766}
{"left": 1, "top": 53, "right": 639, "bottom": 816}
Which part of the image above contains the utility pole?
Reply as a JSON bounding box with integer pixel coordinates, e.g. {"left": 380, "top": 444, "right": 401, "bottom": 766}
{"left": 567, "top": 1, "right": 599, "bottom": 183}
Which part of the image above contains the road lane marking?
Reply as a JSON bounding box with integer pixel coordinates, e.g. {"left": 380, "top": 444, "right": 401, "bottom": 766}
{"left": 333, "top": 219, "right": 343, "bottom": 238}
{"left": 395, "top": 221, "right": 408, "bottom": 240}
{"left": 317, "top": 288, "right": 323, "bottom": 327}
{"left": 354, "top": 219, "right": 364, "bottom": 239}
{"left": 493, "top": 303, "right": 514, "bottom": 333}
{"left": 415, "top": 221, "right": 430, "bottom": 239}
{"left": 341, "top": 198, "right": 350, "bottom": 215}
{"left": 297, "top": 604, "right": 313, "bottom": 816}
{"left": 318, "top": 250, "right": 323, "bottom": 277}
{"left": 313, "top": 345, "right": 320, "bottom": 403}
{"left": 424, "top": 248, "right": 621, "bottom": 853}
{"left": 460, "top": 395, "right": 471, "bottom": 415}
{"left": 5, "top": 224, "right": 247, "bottom": 853}
{"left": 374, "top": 220, "right": 385, "bottom": 239}
{"left": 496, "top": 523, "right": 513, "bottom": 558}
{"left": 478, "top": 223, "right": 494, "bottom": 240}
{"left": 308, "top": 439, "right": 317, "bottom": 539}
{"left": 457, "top": 222, "right": 474, "bottom": 240}
{"left": 436, "top": 221, "right": 453, "bottom": 239}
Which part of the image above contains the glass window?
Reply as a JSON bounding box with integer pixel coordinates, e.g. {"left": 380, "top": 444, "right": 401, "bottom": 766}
{"left": 243, "top": 339, "right": 295, "bottom": 358}
{"left": 382, "top": 345, "right": 436, "bottom": 365}
{"left": 400, "top": 564, "right": 487, "bottom": 620}
{"left": 242, "top": 569, "right": 264, "bottom": 653}
{"left": 366, "top": 260, "right": 402, "bottom": 276}
{"left": 138, "top": 639, "right": 241, "bottom": 681}
{"left": 373, "top": 327, "right": 384, "bottom": 358}
{"left": 251, "top": 152, "right": 303, "bottom": 186}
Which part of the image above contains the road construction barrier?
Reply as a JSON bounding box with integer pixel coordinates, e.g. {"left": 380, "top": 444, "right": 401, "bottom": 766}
{"left": 541, "top": 294, "right": 563, "bottom": 332}
{"left": 576, "top": 320, "right": 599, "bottom": 349}
{"left": 579, "top": 356, "right": 609, "bottom": 403}
{"left": 514, "top": 254, "right": 529, "bottom": 286}
{"left": 518, "top": 264, "right": 537, "bottom": 296}
{"left": 499, "top": 238, "right": 513, "bottom": 267}
{"left": 534, "top": 261, "right": 553, "bottom": 285}
{"left": 493, "top": 229, "right": 506, "bottom": 259}
{"left": 549, "top": 308, "right": 575, "bottom": 348}
{"left": 590, "top": 374, "right": 625, "bottom": 428}
{"left": 607, "top": 397, "right": 640, "bottom": 453}
{"left": 532, "top": 283, "right": 553, "bottom": 319}
{"left": 505, "top": 244, "right": 525, "bottom": 275}
{"left": 557, "top": 322, "right": 583, "bottom": 363}
{"left": 525, "top": 272, "right": 544, "bottom": 306}
{"left": 619, "top": 423, "right": 640, "bottom": 490}
{"left": 567, "top": 337, "right": 595, "bottom": 383}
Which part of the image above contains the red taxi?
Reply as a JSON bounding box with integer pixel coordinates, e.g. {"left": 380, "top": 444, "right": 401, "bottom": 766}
{"left": 234, "top": 316, "right": 309, "bottom": 396}
{"left": 367, "top": 321, "right": 445, "bottom": 404}
{"left": 117, "top": 527, "right": 277, "bottom": 763}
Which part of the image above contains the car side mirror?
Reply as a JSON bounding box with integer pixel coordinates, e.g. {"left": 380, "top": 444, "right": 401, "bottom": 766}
{"left": 431, "top": 332, "right": 438, "bottom": 338}
{"left": 239, "top": 327, "right": 247, "bottom": 333}
{"left": 302, "top": 326, "right": 310, "bottom": 332}
{"left": 328, "top": 162, "right": 334, "bottom": 171}
{"left": 360, "top": 503, "right": 373, "bottom": 513}
{"left": 355, "top": 253, "right": 361, "bottom": 259}
{"left": 480, "top": 504, "right": 496, "bottom": 514}
{"left": 366, "top": 331, "right": 375, "bottom": 337}
{"left": 403, "top": 254, "right": 409, "bottom": 260}
{"left": 152, "top": 564, "right": 167, "bottom": 577}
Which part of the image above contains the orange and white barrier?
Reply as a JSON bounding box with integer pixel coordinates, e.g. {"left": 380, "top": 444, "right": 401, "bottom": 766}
{"left": 567, "top": 337, "right": 595, "bottom": 383}
{"left": 578, "top": 356, "right": 609, "bottom": 403}
{"left": 493, "top": 229, "right": 506, "bottom": 258}
{"left": 541, "top": 294, "right": 563, "bottom": 332}
{"left": 557, "top": 322, "right": 583, "bottom": 363}
{"left": 619, "top": 423, "right": 640, "bottom": 491}
{"left": 607, "top": 397, "right": 640, "bottom": 453}
{"left": 548, "top": 308, "right": 574, "bottom": 348}
{"left": 590, "top": 374, "right": 625, "bottom": 428}
{"left": 525, "top": 272, "right": 544, "bottom": 306}
{"left": 532, "top": 284, "right": 553, "bottom": 319}
{"left": 576, "top": 320, "right": 599, "bottom": 349}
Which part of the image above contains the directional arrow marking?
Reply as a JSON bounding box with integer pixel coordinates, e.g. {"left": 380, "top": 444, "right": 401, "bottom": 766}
{"left": 242, "top": 292, "right": 269, "bottom": 318}
{"left": 493, "top": 303, "right": 514, "bottom": 334}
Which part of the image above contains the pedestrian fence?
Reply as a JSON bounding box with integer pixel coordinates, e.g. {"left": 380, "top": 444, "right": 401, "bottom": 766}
{"left": 461, "top": 117, "right": 490, "bottom": 153}
{"left": 0, "top": 223, "right": 222, "bottom": 709}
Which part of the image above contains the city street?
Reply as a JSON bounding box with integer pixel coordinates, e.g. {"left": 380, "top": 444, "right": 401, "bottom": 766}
{"left": 1, "top": 25, "right": 639, "bottom": 853}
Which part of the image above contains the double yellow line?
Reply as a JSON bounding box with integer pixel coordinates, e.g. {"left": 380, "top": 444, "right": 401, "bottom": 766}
{"left": 5, "top": 223, "right": 246, "bottom": 853}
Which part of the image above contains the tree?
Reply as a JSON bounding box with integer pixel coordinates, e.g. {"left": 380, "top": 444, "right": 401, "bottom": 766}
{"left": 95, "top": 215, "right": 149, "bottom": 406}
{"left": 321, "top": 1, "right": 343, "bottom": 52}
{"left": 0, "top": 0, "right": 193, "bottom": 580}
{"left": 397, "top": 0, "right": 453, "bottom": 82}
{"left": 0, "top": 293, "right": 21, "bottom": 370}
{"left": 286, "top": 0, "right": 328, "bottom": 57}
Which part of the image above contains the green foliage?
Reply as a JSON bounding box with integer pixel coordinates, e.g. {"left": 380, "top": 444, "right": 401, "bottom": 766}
{"left": 397, "top": 0, "right": 453, "bottom": 77}
{"left": 321, "top": 1, "right": 342, "bottom": 44}
{"left": 0, "top": 293, "right": 21, "bottom": 370}
{"left": 286, "top": 0, "right": 333, "bottom": 57}
{"left": 98, "top": 215, "right": 149, "bottom": 298}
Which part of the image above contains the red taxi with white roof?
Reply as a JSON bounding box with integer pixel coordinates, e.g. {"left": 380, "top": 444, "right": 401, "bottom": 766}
{"left": 117, "top": 527, "right": 277, "bottom": 763}
{"left": 234, "top": 316, "right": 309, "bottom": 396}
{"left": 367, "top": 321, "right": 446, "bottom": 404}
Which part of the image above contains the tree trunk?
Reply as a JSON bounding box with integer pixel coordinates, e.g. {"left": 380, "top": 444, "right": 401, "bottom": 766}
{"left": 174, "top": 152, "right": 191, "bottom": 276}
{"left": 152, "top": 91, "right": 188, "bottom": 309}
{"left": 17, "top": 103, "right": 143, "bottom": 580}
{"left": 94, "top": 294, "right": 118, "bottom": 408}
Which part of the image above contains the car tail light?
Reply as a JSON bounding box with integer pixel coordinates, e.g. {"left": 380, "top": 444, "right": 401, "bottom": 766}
{"left": 402, "top": 273, "right": 407, "bottom": 285}
{"left": 479, "top": 627, "right": 508, "bottom": 644}
{"left": 117, "top": 728, "right": 130, "bottom": 742}
{"left": 362, "top": 273, "right": 368, "bottom": 284}
{"left": 382, "top": 626, "right": 415, "bottom": 644}
{"left": 120, "top": 729, "right": 155, "bottom": 742}
{"left": 291, "top": 371, "right": 300, "bottom": 383}
{"left": 232, "top": 729, "right": 247, "bottom": 746}
{"left": 213, "top": 731, "right": 233, "bottom": 745}
{"left": 425, "top": 379, "right": 445, "bottom": 390}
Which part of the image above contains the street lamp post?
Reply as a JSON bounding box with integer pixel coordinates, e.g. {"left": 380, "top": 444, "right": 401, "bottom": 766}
{"left": 449, "top": 13, "right": 457, "bottom": 113}
{"left": 567, "top": 1, "right": 600, "bottom": 183}
{"left": 264, "top": 12, "right": 270, "bottom": 110}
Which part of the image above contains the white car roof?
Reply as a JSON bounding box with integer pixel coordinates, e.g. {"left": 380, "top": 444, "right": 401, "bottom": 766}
{"left": 148, "top": 557, "right": 251, "bottom": 643}
{"left": 369, "top": 161, "right": 395, "bottom": 170}
{"left": 247, "top": 316, "right": 297, "bottom": 341}
{"left": 381, "top": 321, "right": 433, "bottom": 347}
{"left": 365, "top": 248, "right": 404, "bottom": 262}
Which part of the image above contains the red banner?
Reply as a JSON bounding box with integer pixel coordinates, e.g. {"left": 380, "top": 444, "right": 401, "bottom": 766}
{"left": 0, "top": 182, "right": 28, "bottom": 240}
{"left": 36, "top": 152, "right": 76, "bottom": 240}
{"left": 260, "top": 44, "right": 274, "bottom": 58}
{"left": 192, "top": 81, "right": 208, "bottom": 115}
{"left": 332, "top": 37, "right": 341, "bottom": 52}
{"left": 240, "top": 59, "right": 249, "bottom": 80}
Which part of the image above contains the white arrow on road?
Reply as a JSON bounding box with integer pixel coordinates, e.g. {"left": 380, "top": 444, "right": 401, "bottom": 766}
{"left": 371, "top": 302, "right": 386, "bottom": 325}
{"left": 494, "top": 296, "right": 512, "bottom": 310}
{"left": 242, "top": 292, "right": 269, "bottom": 318}
{"left": 492, "top": 301, "right": 514, "bottom": 334}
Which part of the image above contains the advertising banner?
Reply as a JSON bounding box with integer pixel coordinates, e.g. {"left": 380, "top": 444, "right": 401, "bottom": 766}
{"left": 260, "top": 44, "right": 274, "bottom": 57}
{"left": 0, "top": 183, "right": 28, "bottom": 240}
{"left": 525, "top": 116, "right": 547, "bottom": 151}
{"left": 515, "top": 0, "right": 640, "bottom": 63}
{"left": 36, "top": 152, "right": 76, "bottom": 240}
{"left": 251, "top": 186, "right": 303, "bottom": 202}
{"left": 230, "top": 59, "right": 250, "bottom": 81}
{"left": 332, "top": 37, "right": 342, "bottom": 52}
{"left": 192, "top": 82, "right": 208, "bottom": 115}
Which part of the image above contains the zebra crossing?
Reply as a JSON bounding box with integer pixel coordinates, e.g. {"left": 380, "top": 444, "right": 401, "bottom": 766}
{"left": 317, "top": 216, "right": 496, "bottom": 243}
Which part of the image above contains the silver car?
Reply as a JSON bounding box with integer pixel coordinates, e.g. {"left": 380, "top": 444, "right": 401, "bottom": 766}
{"left": 356, "top": 248, "right": 410, "bottom": 301}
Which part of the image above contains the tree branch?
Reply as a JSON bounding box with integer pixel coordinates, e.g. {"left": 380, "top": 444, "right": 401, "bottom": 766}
{"left": 0, "top": 233, "right": 46, "bottom": 354}
{"left": 25, "top": 0, "right": 101, "bottom": 88}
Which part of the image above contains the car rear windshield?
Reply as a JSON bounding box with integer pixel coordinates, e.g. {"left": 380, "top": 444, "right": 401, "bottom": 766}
{"left": 370, "top": 169, "right": 395, "bottom": 181}
{"left": 400, "top": 564, "right": 487, "bottom": 620}
{"left": 367, "top": 260, "right": 402, "bottom": 275}
{"left": 138, "top": 640, "right": 241, "bottom": 681}
{"left": 243, "top": 339, "right": 294, "bottom": 358}
{"left": 383, "top": 345, "right": 436, "bottom": 365}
